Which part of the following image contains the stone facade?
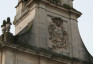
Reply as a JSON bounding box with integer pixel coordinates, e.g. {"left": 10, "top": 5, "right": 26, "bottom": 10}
{"left": 0, "top": 0, "right": 93, "bottom": 64}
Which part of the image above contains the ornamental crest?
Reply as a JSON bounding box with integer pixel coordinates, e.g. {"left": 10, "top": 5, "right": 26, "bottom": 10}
{"left": 48, "top": 17, "right": 68, "bottom": 50}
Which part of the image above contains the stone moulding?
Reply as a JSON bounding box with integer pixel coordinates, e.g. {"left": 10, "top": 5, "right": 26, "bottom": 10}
{"left": 42, "top": 0, "right": 82, "bottom": 18}
{"left": 0, "top": 30, "right": 92, "bottom": 64}
{"left": 13, "top": 7, "right": 30, "bottom": 25}
{"left": 0, "top": 42, "right": 93, "bottom": 64}
{"left": 46, "top": 0, "right": 81, "bottom": 14}
{"left": 14, "top": 0, "right": 81, "bottom": 25}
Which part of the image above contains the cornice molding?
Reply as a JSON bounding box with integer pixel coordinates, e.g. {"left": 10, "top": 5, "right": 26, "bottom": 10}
{"left": 0, "top": 42, "right": 92, "bottom": 64}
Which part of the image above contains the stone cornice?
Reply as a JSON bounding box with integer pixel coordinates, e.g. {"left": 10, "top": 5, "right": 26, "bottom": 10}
{"left": 0, "top": 42, "right": 93, "bottom": 64}
{"left": 15, "top": 0, "right": 33, "bottom": 8}
{"left": 15, "top": 0, "right": 23, "bottom": 8}
{"left": 41, "top": 0, "right": 82, "bottom": 18}
{"left": 14, "top": 0, "right": 81, "bottom": 25}
{"left": 15, "top": 0, "right": 81, "bottom": 17}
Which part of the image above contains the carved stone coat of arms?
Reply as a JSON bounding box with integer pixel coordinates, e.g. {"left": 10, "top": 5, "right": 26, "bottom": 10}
{"left": 48, "top": 17, "right": 68, "bottom": 50}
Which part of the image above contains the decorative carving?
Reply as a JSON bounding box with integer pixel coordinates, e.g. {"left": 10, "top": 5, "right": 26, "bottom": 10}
{"left": 48, "top": 17, "right": 68, "bottom": 50}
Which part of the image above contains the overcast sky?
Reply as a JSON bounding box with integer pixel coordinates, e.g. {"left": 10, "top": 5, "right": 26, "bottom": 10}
{"left": 74, "top": 0, "right": 93, "bottom": 56}
{"left": 0, "top": 0, "right": 93, "bottom": 56}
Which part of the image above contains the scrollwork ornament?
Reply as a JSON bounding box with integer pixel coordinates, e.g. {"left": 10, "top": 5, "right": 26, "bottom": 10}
{"left": 48, "top": 17, "right": 68, "bottom": 50}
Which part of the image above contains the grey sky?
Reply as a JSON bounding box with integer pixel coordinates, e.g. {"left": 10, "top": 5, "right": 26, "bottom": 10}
{"left": 0, "top": 0, "right": 93, "bottom": 56}
{"left": 74, "top": 0, "right": 93, "bottom": 56}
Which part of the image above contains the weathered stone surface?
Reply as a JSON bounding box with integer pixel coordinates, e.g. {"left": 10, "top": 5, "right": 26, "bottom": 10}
{"left": 0, "top": 0, "right": 93, "bottom": 64}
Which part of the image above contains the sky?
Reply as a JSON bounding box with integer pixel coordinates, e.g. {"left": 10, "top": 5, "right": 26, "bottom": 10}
{"left": 0, "top": 0, "right": 93, "bottom": 56}
{"left": 74, "top": 0, "right": 93, "bottom": 56}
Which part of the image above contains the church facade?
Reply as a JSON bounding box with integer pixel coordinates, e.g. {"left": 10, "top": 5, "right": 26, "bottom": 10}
{"left": 0, "top": 0, "right": 93, "bottom": 64}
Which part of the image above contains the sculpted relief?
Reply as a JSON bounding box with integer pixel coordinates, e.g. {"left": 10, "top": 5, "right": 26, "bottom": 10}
{"left": 48, "top": 17, "right": 68, "bottom": 53}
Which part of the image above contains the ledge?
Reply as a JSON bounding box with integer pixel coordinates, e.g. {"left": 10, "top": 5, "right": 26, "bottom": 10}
{"left": 0, "top": 40, "right": 93, "bottom": 64}
{"left": 41, "top": 0, "right": 82, "bottom": 18}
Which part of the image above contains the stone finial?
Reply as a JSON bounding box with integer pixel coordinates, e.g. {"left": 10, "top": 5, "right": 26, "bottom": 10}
{"left": 6, "top": 17, "right": 12, "bottom": 32}
{"left": 1, "top": 20, "right": 6, "bottom": 33}
{"left": 1, "top": 17, "right": 12, "bottom": 34}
